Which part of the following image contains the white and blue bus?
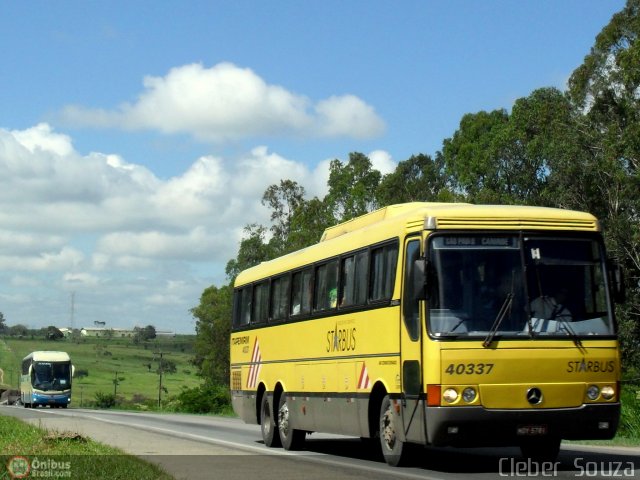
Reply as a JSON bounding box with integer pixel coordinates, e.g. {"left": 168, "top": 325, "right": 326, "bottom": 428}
{"left": 20, "top": 351, "right": 74, "bottom": 408}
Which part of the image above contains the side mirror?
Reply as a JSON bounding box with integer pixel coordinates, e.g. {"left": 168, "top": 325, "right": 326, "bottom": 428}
{"left": 403, "top": 257, "right": 427, "bottom": 320}
{"left": 411, "top": 258, "right": 428, "bottom": 301}
{"left": 608, "top": 260, "right": 626, "bottom": 304}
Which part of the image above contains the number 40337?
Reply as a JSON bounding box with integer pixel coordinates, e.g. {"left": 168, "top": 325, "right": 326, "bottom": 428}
{"left": 445, "top": 363, "right": 494, "bottom": 375}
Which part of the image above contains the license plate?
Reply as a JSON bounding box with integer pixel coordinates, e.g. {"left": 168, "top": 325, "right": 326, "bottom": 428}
{"left": 517, "top": 425, "right": 548, "bottom": 436}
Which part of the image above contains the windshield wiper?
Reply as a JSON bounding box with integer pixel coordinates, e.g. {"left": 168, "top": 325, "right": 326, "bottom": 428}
{"left": 483, "top": 293, "right": 514, "bottom": 348}
{"left": 556, "top": 318, "right": 584, "bottom": 348}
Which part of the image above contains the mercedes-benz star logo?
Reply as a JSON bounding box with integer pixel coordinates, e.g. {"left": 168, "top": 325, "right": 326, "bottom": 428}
{"left": 526, "top": 387, "right": 543, "bottom": 405}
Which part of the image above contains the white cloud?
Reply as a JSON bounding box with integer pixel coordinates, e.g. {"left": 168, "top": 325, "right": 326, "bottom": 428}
{"left": 11, "top": 123, "right": 74, "bottom": 156}
{"left": 0, "top": 247, "right": 84, "bottom": 271}
{"left": 60, "top": 62, "right": 385, "bottom": 141}
{"left": 0, "top": 123, "right": 347, "bottom": 332}
{"left": 63, "top": 272, "right": 101, "bottom": 288}
{"left": 0, "top": 123, "right": 397, "bottom": 333}
{"left": 314, "top": 95, "right": 385, "bottom": 138}
{"left": 368, "top": 150, "right": 397, "bottom": 176}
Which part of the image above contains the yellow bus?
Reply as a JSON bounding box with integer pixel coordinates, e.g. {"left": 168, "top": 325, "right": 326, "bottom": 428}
{"left": 230, "top": 203, "right": 624, "bottom": 466}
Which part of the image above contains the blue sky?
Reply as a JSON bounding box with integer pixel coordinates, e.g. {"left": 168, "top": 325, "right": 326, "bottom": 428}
{"left": 0, "top": 1, "right": 625, "bottom": 333}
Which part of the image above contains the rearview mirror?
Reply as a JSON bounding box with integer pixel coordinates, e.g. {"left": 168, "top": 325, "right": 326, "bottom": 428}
{"left": 411, "top": 258, "right": 427, "bottom": 301}
{"left": 608, "top": 260, "right": 626, "bottom": 304}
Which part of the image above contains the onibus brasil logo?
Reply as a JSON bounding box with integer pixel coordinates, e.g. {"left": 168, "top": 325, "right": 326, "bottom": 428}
{"left": 6, "top": 456, "right": 30, "bottom": 479}
{"left": 6, "top": 456, "right": 71, "bottom": 478}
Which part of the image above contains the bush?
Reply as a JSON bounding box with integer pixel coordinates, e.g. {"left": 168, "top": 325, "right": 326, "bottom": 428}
{"left": 170, "top": 384, "right": 231, "bottom": 414}
{"left": 75, "top": 369, "right": 89, "bottom": 379}
{"left": 618, "top": 383, "right": 640, "bottom": 440}
{"left": 94, "top": 391, "right": 116, "bottom": 409}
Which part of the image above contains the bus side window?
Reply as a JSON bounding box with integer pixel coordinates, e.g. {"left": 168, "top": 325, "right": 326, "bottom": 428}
{"left": 291, "top": 268, "right": 312, "bottom": 316}
{"left": 239, "top": 287, "right": 252, "bottom": 326}
{"left": 341, "top": 256, "right": 355, "bottom": 307}
{"left": 355, "top": 251, "right": 368, "bottom": 305}
{"left": 270, "top": 275, "right": 290, "bottom": 322}
{"left": 341, "top": 250, "right": 368, "bottom": 307}
{"left": 232, "top": 290, "right": 241, "bottom": 328}
{"left": 252, "top": 282, "right": 269, "bottom": 324}
{"left": 370, "top": 243, "right": 398, "bottom": 302}
{"left": 315, "top": 260, "right": 339, "bottom": 311}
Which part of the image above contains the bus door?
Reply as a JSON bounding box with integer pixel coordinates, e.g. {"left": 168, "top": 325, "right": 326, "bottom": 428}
{"left": 400, "top": 237, "right": 425, "bottom": 443}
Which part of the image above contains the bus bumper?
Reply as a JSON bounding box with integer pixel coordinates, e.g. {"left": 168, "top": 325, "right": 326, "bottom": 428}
{"left": 426, "top": 403, "right": 620, "bottom": 447}
{"left": 32, "top": 393, "right": 71, "bottom": 406}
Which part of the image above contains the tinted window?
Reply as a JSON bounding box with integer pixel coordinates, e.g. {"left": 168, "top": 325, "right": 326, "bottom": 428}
{"left": 291, "top": 268, "right": 312, "bottom": 316}
{"left": 315, "top": 260, "right": 339, "bottom": 311}
{"left": 270, "top": 275, "right": 290, "bottom": 321}
{"left": 239, "top": 288, "right": 252, "bottom": 326}
{"left": 252, "top": 282, "right": 269, "bottom": 324}
{"left": 370, "top": 243, "right": 398, "bottom": 301}
{"left": 341, "top": 250, "right": 368, "bottom": 307}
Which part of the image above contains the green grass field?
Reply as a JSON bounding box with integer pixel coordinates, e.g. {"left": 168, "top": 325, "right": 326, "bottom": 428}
{"left": 0, "top": 336, "right": 202, "bottom": 409}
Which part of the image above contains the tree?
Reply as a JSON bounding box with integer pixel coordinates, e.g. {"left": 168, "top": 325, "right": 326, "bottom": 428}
{"left": 567, "top": 0, "right": 640, "bottom": 368}
{"left": 8, "top": 324, "right": 28, "bottom": 337}
{"left": 157, "top": 358, "right": 177, "bottom": 375}
{"left": 262, "top": 180, "right": 306, "bottom": 255}
{"left": 441, "top": 109, "right": 511, "bottom": 203}
{"left": 134, "top": 325, "right": 156, "bottom": 342}
{"left": 325, "top": 152, "right": 381, "bottom": 222}
{"left": 376, "top": 153, "right": 455, "bottom": 205}
{"left": 191, "top": 284, "right": 232, "bottom": 385}
{"left": 225, "top": 224, "right": 275, "bottom": 283}
{"left": 0, "top": 312, "right": 6, "bottom": 334}
{"left": 45, "top": 326, "right": 64, "bottom": 341}
{"left": 287, "top": 197, "right": 334, "bottom": 250}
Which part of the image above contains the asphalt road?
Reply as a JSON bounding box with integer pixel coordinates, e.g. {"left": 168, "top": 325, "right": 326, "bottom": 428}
{"left": 1, "top": 405, "right": 639, "bottom": 480}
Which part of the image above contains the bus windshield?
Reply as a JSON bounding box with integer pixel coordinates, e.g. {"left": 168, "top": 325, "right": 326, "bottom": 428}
{"left": 428, "top": 234, "right": 614, "bottom": 339}
{"left": 32, "top": 362, "right": 72, "bottom": 391}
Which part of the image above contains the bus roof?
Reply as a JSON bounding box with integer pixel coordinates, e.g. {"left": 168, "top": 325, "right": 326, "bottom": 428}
{"left": 235, "top": 202, "right": 599, "bottom": 287}
{"left": 22, "top": 351, "right": 71, "bottom": 363}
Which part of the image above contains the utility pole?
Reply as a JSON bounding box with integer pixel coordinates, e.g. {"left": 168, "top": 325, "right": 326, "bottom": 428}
{"left": 157, "top": 352, "right": 163, "bottom": 409}
{"left": 69, "top": 291, "right": 75, "bottom": 331}
{"left": 113, "top": 370, "right": 119, "bottom": 397}
{"left": 154, "top": 351, "right": 171, "bottom": 409}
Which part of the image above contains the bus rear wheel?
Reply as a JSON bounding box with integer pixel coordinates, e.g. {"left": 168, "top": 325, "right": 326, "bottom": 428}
{"left": 260, "top": 394, "right": 281, "bottom": 448}
{"left": 379, "top": 395, "right": 409, "bottom": 466}
{"left": 278, "top": 394, "right": 305, "bottom": 450}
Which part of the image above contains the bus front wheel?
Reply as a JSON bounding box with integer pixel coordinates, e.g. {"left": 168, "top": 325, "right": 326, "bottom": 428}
{"left": 278, "top": 394, "right": 305, "bottom": 450}
{"left": 260, "top": 394, "right": 281, "bottom": 448}
{"left": 379, "top": 395, "right": 409, "bottom": 466}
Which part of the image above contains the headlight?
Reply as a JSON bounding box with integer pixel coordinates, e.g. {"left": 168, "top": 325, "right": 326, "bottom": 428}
{"left": 443, "top": 388, "right": 458, "bottom": 403}
{"left": 586, "top": 385, "right": 600, "bottom": 400}
{"left": 462, "top": 387, "right": 477, "bottom": 403}
{"left": 601, "top": 385, "right": 615, "bottom": 400}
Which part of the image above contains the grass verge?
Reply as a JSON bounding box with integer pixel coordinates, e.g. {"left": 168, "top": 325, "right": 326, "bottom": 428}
{"left": 0, "top": 415, "right": 172, "bottom": 479}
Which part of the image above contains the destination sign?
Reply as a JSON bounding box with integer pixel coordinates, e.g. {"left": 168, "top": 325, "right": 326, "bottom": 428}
{"left": 433, "top": 236, "right": 519, "bottom": 249}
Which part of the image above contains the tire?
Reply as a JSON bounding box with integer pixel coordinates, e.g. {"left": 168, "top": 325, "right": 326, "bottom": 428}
{"left": 519, "top": 437, "right": 561, "bottom": 463}
{"left": 260, "top": 394, "right": 281, "bottom": 448}
{"left": 379, "top": 395, "right": 409, "bottom": 466}
{"left": 278, "top": 394, "right": 305, "bottom": 450}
